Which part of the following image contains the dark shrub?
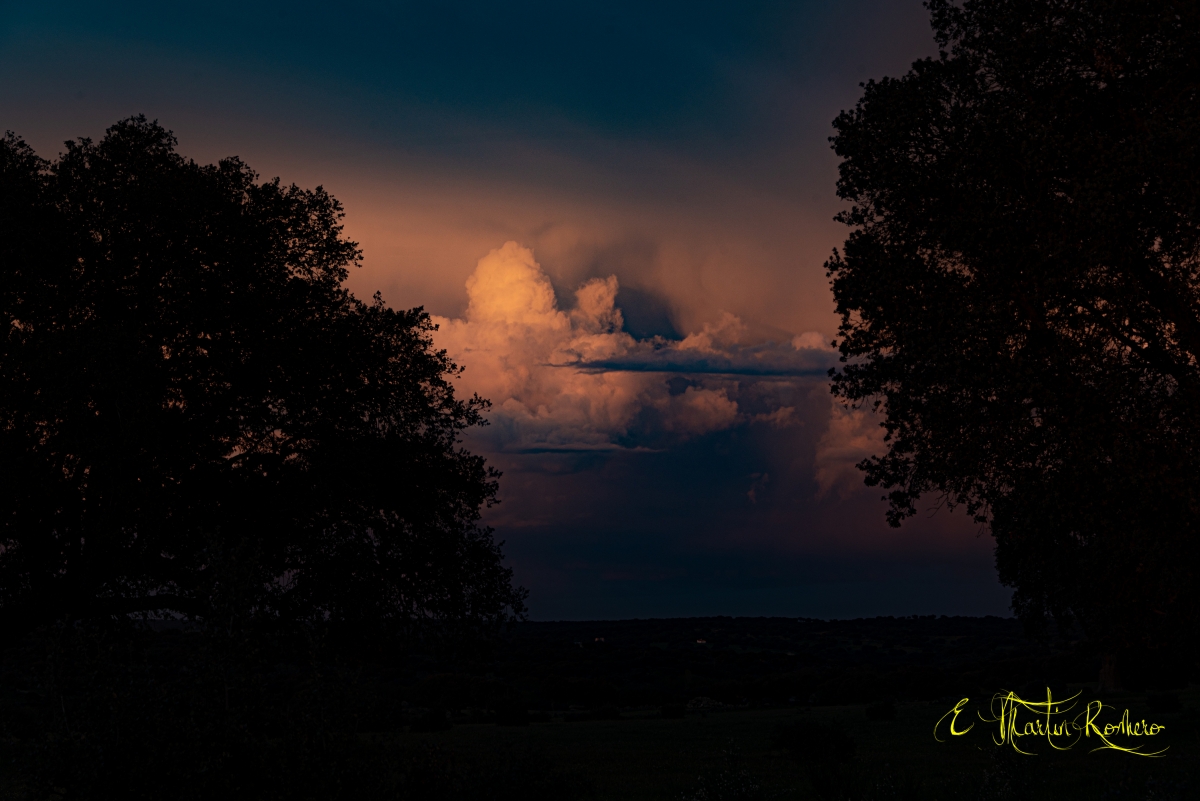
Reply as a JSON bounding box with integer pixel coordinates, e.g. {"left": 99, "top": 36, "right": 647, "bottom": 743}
{"left": 393, "top": 742, "right": 593, "bottom": 801}
{"left": 974, "top": 748, "right": 1034, "bottom": 801}
{"left": 494, "top": 702, "right": 529, "bottom": 726}
{"left": 807, "top": 764, "right": 859, "bottom": 801}
{"left": 1146, "top": 693, "right": 1182, "bottom": 714}
{"left": 869, "top": 766, "right": 922, "bottom": 801}
{"left": 457, "top": 745, "right": 594, "bottom": 801}
{"left": 661, "top": 704, "right": 687, "bottom": 719}
{"left": 410, "top": 708, "right": 452, "bottom": 732}
{"left": 865, "top": 700, "right": 895, "bottom": 721}
{"left": 679, "top": 744, "right": 771, "bottom": 801}
{"left": 771, "top": 720, "right": 856, "bottom": 766}
{"left": 563, "top": 705, "right": 621, "bottom": 723}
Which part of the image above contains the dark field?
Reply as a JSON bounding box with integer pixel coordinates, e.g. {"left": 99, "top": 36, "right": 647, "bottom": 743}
{"left": 384, "top": 697, "right": 1199, "bottom": 799}
{"left": 400, "top": 616, "right": 1199, "bottom": 798}
{"left": 2, "top": 616, "right": 1196, "bottom": 799}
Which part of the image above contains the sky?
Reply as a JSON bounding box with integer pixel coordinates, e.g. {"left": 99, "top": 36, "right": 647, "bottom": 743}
{"left": 0, "top": 0, "right": 1012, "bottom": 620}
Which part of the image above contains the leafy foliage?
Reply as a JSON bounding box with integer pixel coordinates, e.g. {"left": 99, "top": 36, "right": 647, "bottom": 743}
{"left": 828, "top": 0, "right": 1200, "bottom": 663}
{"left": 0, "top": 117, "right": 526, "bottom": 641}
{"left": 679, "top": 743, "right": 772, "bottom": 801}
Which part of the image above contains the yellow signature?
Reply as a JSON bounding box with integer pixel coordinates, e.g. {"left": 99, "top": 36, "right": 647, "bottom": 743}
{"left": 934, "top": 689, "right": 1167, "bottom": 756}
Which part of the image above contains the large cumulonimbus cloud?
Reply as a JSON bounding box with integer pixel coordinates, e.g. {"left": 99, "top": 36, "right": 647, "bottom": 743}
{"left": 432, "top": 242, "right": 842, "bottom": 454}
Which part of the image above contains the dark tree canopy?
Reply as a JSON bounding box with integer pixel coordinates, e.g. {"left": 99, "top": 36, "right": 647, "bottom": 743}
{"left": 829, "top": 0, "right": 1200, "bottom": 669}
{"left": 0, "top": 117, "right": 526, "bottom": 640}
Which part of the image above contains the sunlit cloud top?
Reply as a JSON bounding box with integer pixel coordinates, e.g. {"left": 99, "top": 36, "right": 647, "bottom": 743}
{"left": 433, "top": 242, "right": 833, "bottom": 453}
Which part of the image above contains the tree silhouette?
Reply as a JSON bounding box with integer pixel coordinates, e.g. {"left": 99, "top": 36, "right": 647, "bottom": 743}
{"left": 828, "top": 1, "right": 1200, "bottom": 680}
{"left": 0, "top": 117, "right": 526, "bottom": 641}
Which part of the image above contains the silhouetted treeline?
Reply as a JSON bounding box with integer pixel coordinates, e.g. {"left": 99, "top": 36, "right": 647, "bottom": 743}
{"left": 0, "top": 116, "right": 525, "bottom": 643}
{"left": 828, "top": 0, "right": 1200, "bottom": 675}
{"left": 0, "top": 114, "right": 527, "bottom": 801}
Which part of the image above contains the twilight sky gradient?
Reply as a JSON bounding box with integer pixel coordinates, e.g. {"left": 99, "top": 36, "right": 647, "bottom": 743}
{"left": 0, "top": 0, "right": 1012, "bottom": 619}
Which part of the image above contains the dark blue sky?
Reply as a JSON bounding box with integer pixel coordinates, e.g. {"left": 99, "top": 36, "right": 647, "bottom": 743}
{"left": 0, "top": 0, "right": 1012, "bottom": 620}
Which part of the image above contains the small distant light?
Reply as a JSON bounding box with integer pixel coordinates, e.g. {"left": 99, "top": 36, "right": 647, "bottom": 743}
{"left": 595, "top": 637, "right": 605, "bottom": 642}
{"left": 696, "top": 639, "right": 707, "bottom": 644}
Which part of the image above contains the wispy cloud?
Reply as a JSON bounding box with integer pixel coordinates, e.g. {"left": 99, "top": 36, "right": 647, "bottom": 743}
{"left": 814, "top": 401, "right": 887, "bottom": 498}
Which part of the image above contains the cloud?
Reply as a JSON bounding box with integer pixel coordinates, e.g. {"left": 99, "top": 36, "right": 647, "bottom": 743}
{"left": 574, "top": 318, "right": 836, "bottom": 377}
{"left": 814, "top": 400, "right": 887, "bottom": 498}
{"left": 432, "top": 242, "right": 834, "bottom": 452}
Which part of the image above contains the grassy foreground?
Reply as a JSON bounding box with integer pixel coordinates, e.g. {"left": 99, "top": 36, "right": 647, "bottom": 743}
{"left": 2, "top": 617, "right": 1195, "bottom": 799}
{"left": 387, "top": 691, "right": 1198, "bottom": 799}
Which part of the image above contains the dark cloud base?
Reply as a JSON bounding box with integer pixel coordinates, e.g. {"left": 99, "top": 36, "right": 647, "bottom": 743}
{"left": 485, "top": 418, "right": 1011, "bottom": 621}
